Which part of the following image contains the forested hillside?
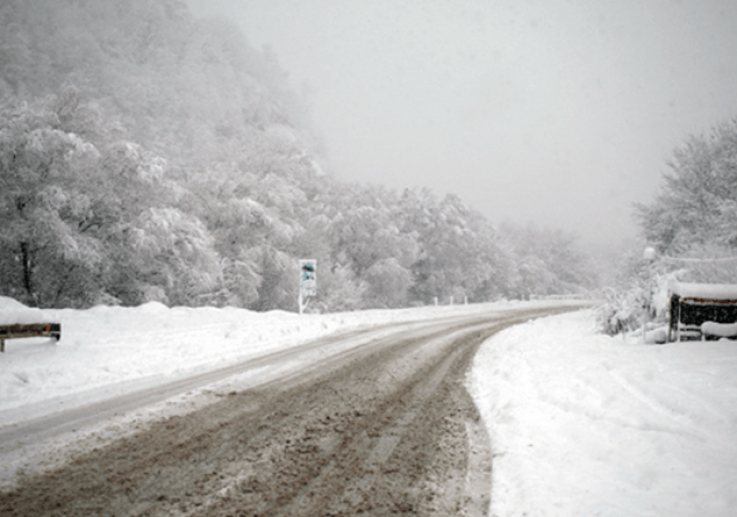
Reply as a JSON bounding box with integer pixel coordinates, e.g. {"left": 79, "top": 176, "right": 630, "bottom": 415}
{"left": 0, "top": 0, "right": 596, "bottom": 310}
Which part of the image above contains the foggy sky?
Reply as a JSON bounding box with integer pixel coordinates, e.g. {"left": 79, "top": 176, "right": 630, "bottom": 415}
{"left": 186, "top": 0, "right": 737, "bottom": 246}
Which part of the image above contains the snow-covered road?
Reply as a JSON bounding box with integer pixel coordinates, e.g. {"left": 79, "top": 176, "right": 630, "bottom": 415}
{"left": 1, "top": 303, "right": 567, "bottom": 516}
{"left": 2, "top": 297, "right": 735, "bottom": 515}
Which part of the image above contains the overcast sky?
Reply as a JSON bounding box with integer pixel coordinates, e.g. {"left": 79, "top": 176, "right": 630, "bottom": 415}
{"left": 186, "top": 0, "right": 737, "bottom": 246}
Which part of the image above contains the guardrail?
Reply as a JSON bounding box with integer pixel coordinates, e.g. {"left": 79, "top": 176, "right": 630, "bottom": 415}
{"left": 0, "top": 323, "right": 61, "bottom": 353}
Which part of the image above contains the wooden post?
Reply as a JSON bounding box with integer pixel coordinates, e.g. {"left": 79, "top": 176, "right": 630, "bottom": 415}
{"left": 1, "top": 339, "right": 4, "bottom": 353}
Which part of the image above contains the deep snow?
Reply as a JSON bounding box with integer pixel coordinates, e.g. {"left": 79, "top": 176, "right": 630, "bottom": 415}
{"left": 2, "top": 298, "right": 735, "bottom": 515}
{"left": 470, "top": 310, "right": 737, "bottom": 517}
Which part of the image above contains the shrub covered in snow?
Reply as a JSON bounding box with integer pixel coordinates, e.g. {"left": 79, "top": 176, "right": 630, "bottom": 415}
{"left": 595, "top": 287, "right": 648, "bottom": 335}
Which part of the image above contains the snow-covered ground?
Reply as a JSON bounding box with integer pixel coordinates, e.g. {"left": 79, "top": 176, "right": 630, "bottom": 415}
{"left": 2, "top": 297, "right": 735, "bottom": 515}
{"left": 470, "top": 310, "right": 737, "bottom": 517}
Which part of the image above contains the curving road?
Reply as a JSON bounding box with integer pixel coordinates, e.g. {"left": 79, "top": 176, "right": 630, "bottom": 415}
{"left": 0, "top": 305, "right": 576, "bottom": 516}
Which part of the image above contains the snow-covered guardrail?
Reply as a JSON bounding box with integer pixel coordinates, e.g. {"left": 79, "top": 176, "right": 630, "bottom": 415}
{"left": 0, "top": 296, "right": 61, "bottom": 353}
{"left": 0, "top": 323, "right": 61, "bottom": 353}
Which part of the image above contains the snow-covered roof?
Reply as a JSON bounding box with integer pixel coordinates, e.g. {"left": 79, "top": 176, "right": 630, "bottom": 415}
{"left": 669, "top": 281, "right": 737, "bottom": 300}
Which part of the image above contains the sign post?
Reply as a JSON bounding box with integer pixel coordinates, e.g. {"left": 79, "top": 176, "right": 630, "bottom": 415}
{"left": 299, "top": 259, "right": 316, "bottom": 314}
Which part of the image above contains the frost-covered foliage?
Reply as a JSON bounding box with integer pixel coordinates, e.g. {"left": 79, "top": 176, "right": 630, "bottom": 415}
{"left": 0, "top": 93, "right": 221, "bottom": 307}
{"left": 595, "top": 288, "right": 645, "bottom": 336}
{"left": 637, "top": 118, "right": 737, "bottom": 256}
{"left": 498, "top": 221, "right": 599, "bottom": 300}
{"left": 593, "top": 241, "right": 652, "bottom": 335}
{"left": 0, "top": 0, "right": 597, "bottom": 310}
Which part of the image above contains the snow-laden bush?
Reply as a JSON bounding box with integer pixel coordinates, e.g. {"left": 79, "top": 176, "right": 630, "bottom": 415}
{"left": 595, "top": 287, "right": 647, "bottom": 335}
{"left": 595, "top": 270, "right": 681, "bottom": 337}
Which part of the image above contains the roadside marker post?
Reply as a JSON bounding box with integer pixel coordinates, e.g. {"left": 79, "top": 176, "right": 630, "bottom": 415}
{"left": 299, "top": 259, "right": 316, "bottom": 315}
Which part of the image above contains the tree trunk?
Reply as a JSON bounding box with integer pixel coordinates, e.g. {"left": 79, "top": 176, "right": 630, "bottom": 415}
{"left": 20, "top": 241, "right": 35, "bottom": 306}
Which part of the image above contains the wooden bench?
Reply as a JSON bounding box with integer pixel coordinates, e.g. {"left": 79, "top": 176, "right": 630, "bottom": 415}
{"left": 0, "top": 323, "right": 62, "bottom": 352}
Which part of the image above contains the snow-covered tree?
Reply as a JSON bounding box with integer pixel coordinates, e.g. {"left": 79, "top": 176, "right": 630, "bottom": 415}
{"left": 637, "top": 118, "right": 737, "bottom": 255}
{"left": 0, "top": 97, "right": 104, "bottom": 306}
{"left": 400, "top": 189, "right": 513, "bottom": 304}
{"left": 499, "top": 221, "right": 597, "bottom": 298}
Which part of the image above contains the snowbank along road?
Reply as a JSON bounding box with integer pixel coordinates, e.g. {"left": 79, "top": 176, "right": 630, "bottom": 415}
{"left": 0, "top": 306, "right": 575, "bottom": 516}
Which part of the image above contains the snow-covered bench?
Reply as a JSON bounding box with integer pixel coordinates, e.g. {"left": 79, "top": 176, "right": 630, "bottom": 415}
{"left": 669, "top": 282, "right": 737, "bottom": 342}
{"left": 0, "top": 297, "right": 61, "bottom": 353}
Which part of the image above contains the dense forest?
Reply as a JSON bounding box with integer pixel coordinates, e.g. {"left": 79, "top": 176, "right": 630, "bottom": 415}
{"left": 0, "top": 0, "right": 597, "bottom": 311}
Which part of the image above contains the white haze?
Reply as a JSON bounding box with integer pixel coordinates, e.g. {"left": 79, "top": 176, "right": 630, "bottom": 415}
{"left": 186, "top": 0, "right": 737, "bottom": 246}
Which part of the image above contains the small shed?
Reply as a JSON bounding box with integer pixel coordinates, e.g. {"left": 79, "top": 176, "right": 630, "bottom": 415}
{"left": 668, "top": 282, "right": 737, "bottom": 341}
